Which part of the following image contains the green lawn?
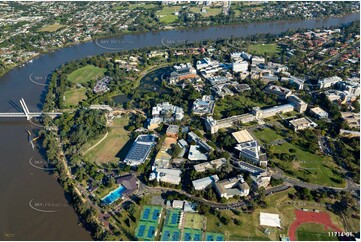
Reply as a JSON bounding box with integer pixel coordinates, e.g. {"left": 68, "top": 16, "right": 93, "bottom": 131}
{"left": 189, "top": 7, "right": 222, "bottom": 17}
{"left": 67, "top": 65, "right": 106, "bottom": 84}
{"left": 252, "top": 128, "right": 283, "bottom": 144}
{"left": 248, "top": 44, "right": 281, "bottom": 56}
{"left": 205, "top": 211, "right": 270, "bottom": 241}
{"left": 156, "top": 6, "right": 182, "bottom": 23}
{"left": 63, "top": 88, "right": 86, "bottom": 107}
{"left": 296, "top": 223, "right": 338, "bottom": 241}
{"left": 271, "top": 141, "right": 344, "bottom": 187}
{"left": 213, "top": 95, "right": 269, "bottom": 119}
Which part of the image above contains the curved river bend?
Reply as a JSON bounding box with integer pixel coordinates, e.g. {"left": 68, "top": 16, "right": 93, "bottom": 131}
{"left": 0, "top": 13, "right": 359, "bottom": 240}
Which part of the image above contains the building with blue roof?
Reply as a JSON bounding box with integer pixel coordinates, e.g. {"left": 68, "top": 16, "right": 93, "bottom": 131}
{"left": 123, "top": 134, "right": 157, "bottom": 166}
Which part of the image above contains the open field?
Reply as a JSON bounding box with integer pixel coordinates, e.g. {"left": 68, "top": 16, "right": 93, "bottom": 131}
{"left": 202, "top": 188, "right": 347, "bottom": 241}
{"left": 205, "top": 210, "right": 270, "bottom": 241}
{"left": 67, "top": 65, "right": 106, "bottom": 84}
{"left": 252, "top": 127, "right": 283, "bottom": 144}
{"left": 272, "top": 141, "right": 344, "bottom": 187}
{"left": 156, "top": 6, "right": 182, "bottom": 23}
{"left": 184, "top": 213, "right": 204, "bottom": 230}
{"left": 189, "top": 7, "right": 222, "bottom": 17}
{"left": 85, "top": 116, "right": 130, "bottom": 164}
{"left": 247, "top": 44, "right": 281, "bottom": 56}
{"left": 37, "top": 23, "right": 65, "bottom": 32}
{"left": 296, "top": 223, "right": 338, "bottom": 241}
{"left": 63, "top": 88, "right": 86, "bottom": 107}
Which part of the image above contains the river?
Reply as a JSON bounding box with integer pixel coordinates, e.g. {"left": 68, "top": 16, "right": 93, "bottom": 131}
{"left": 0, "top": 13, "right": 359, "bottom": 240}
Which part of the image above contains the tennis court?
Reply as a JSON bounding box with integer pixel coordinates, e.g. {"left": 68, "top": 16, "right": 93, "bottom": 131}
{"left": 136, "top": 224, "right": 146, "bottom": 238}
{"left": 135, "top": 221, "right": 158, "bottom": 240}
{"left": 142, "top": 207, "right": 151, "bottom": 220}
{"left": 205, "top": 232, "right": 224, "bottom": 241}
{"left": 164, "top": 209, "right": 181, "bottom": 227}
{"left": 161, "top": 226, "right": 181, "bottom": 241}
{"left": 152, "top": 208, "right": 161, "bottom": 221}
{"left": 140, "top": 205, "right": 162, "bottom": 222}
{"left": 183, "top": 228, "right": 203, "bottom": 241}
{"left": 184, "top": 213, "right": 204, "bottom": 230}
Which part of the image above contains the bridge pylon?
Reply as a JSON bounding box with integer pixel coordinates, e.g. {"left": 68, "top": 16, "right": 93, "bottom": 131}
{"left": 19, "top": 98, "right": 30, "bottom": 120}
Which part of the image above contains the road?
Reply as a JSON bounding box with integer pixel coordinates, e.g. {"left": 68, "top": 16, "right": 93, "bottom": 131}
{"left": 142, "top": 185, "right": 247, "bottom": 209}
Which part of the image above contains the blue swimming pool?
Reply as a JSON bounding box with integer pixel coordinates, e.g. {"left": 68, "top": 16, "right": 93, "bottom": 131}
{"left": 101, "top": 185, "right": 127, "bottom": 204}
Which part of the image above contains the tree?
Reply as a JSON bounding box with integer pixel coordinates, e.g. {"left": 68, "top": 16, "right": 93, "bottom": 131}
{"left": 170, "top": 144, "right": 182, "bottom": 158}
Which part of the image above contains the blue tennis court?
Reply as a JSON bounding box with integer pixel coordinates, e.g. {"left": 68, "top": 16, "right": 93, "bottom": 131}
{"left": 152, "top": 209, "right": 160, "bottom": 221}
{"left": 194, "top": 233, "right": 201, "bottom": 241}
{"left": 216, "top": 236, "right": 224, "bottom": 240}
{"left": 147, "top": 225, "right": 155, "bottom": 239}
{"left": 184, "top": 232, "right": 191, "bottom": 241}
{"left": 172, "top": 231, "right": 180, "bottom": 241}
{"left": 142, "top": 208, "right": 150, "bottom": 220}
{"left": 137, "top": 224, "right": 145, "bottom": 238}
{"left": 207, "top": 235, "right": 214, "bottom": 240}
{"left": 171, "top": 213, "right": 178, "bottom": 224}
{"left": 162, "top": 231, "right": 170, "bottom": 240}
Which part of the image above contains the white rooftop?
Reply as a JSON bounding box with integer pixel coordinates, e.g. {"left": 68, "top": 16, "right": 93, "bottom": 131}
{"left": 260, "top": 212, "right": 281, "bottom": 228}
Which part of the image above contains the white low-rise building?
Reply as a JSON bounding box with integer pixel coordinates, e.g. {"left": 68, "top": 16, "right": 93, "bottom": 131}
{"left": 318, "top": 76, "right": 342, "bottom": 89}
{"left": 192, "top": 175, "right": 219, "bottom": 190}
{"left": 232, "top": 61, "right": 248, "bottom": 73}
{"left": 215, "top": 175, "right": 250, "bottom": 199}
{"left": 309, "top": 107, "right": 328, "bottom": 119}
{"left": 188, "top": 145, "right": 208, "bottom": 161}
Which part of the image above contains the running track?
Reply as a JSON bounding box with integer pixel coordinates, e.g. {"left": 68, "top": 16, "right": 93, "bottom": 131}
{"left": 288, "top": 210, "right": 342, "bottom": 241}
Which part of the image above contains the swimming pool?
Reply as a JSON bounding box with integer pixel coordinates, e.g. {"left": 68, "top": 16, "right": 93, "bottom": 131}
{"left": 101, "top": 185, "right": 127, "bottom": 204}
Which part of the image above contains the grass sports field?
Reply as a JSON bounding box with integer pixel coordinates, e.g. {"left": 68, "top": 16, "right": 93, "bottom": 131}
{"left": 63, "top": 88, "right": 86, "bottom": 107}
{"left": 156, "top": 6, "right": 181, "bottom": 23}
{"left": 67, "top": 65, "right": 106, "bottom": 84}
{"left": 247, "top": 44, "right": 281, "bottom": 56}
{"left": 184, "top": 213, "right": 203, "bottom": 230}
{"left": 85, "top": 116, "right": 130, "bottom": 164}
{"left": 289, "top": 210, "right": 342, "bottom": 241}
{"left": 37, "top": 23, "right": 65, "bottom": 32}
{"left": 296, "top": 223, "right": 338, "bottom": 241}
{"left": 189, "top": 7, "right": 222, "bottom": 17}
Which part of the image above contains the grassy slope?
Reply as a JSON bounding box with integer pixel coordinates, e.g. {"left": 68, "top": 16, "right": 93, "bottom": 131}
{"left": 85, "top": 116, "right": 130, "bottom": 164}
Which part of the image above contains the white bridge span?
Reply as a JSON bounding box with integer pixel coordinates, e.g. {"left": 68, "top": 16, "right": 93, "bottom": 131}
{"left": 0, "top": 99, "right": 62, "bottom": 120}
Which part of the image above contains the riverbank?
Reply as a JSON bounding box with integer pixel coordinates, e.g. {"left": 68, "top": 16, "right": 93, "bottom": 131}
{"left": 0, "top": 11, "right": 359, "bottom": 79}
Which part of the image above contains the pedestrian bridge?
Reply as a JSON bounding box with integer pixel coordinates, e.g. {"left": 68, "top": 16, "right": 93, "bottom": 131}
{"left": 0, "top": 99, "right": 62, "bottom": 120}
